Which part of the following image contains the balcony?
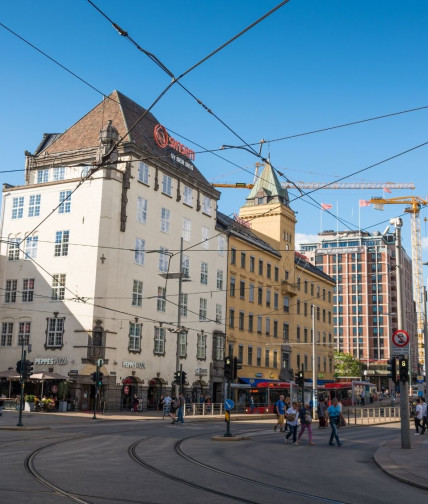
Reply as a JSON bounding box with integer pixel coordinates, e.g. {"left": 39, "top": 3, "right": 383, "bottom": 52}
{"left": 281, "top": 280, "right": 297, "bottom": 297}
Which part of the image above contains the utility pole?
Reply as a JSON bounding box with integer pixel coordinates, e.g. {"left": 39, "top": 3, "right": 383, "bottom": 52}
{"left": 175, "top": 238, "right": 184, "bottom": 398}
{"left": 16, "top": 346, "right": 26, "bottom": 427}
{"left": 424, "top": 285, "right": 428, "bottom": 398}
{"left": 391, "top": 217, "right": 411, "bottom": 449}
{"left": 312, "top": 304, "right": 317, "bottom": 418}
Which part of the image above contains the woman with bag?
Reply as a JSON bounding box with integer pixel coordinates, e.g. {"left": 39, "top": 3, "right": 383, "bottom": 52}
{"left": 296, "top": 402, "right": 314, "bottom": 445}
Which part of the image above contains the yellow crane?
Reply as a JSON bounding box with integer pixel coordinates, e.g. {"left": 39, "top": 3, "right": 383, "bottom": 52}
{"left": 370, "top": 196, "right": 428, "bottom": 368}
{"left": 213, "top": 182, "right": 415, "bottom": 190}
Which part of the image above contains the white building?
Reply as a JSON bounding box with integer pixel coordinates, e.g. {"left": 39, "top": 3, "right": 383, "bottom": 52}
{"left": 0, "top": 91, "right": 227, "bottom": 410}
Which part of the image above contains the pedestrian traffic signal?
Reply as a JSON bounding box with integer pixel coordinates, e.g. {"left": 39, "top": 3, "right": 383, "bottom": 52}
{"left": 24, "top": 360, "right": 33, "bottom": 379}
{"left": 398, "top": 357, "right": 409, "bottom": 383}
{"left": 224, "top": 356, "right": 232, "bottom": 379}
{"left": 181, "top": 371, "right": 187, "bottom": 385}
{"left": 386, "top": 357, "right": 399, "bottom": 383}
{"left": 174, "top": 371, "right": 181, "bottom": 385}
{"left": 233, "top": 357, "right": 242, "bottom": 379}
{"left": 97, "top": 372, "right": 103, "bottom": 387}
{"left": 16, "top": 360, "right": 22, "bottom": 374}
{"left": 295, "top": 370, "right": 304, "bottom": 387}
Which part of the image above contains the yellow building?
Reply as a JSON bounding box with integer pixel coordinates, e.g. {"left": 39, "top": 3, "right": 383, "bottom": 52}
{"left": 219, "top": 163, "right": 335, "bottom": 387}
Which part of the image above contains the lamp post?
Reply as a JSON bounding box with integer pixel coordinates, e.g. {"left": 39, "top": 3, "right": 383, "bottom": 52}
{"left": 311, "top": 304, "right": 317, "bottom": 418}
{"left": 422, "top": 262, "right": 428, "bottom": 398}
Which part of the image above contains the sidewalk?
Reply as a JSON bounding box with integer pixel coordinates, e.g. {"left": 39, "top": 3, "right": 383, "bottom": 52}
{"left": 374, "top": 433, "right": 428, "bottom": 490}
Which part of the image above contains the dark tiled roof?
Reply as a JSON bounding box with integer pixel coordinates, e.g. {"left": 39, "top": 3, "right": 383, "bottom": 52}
{"left": 217, "top": 211, "right": 281, "bottom": 257}
{"left": 294, "top": 254, "right": 335, "bottom": 284}
{"left": 35, "top": 91, "right": 216, "bottom": 192}
{"left": 33, "top": 133, "right": 62, "bottom": 155}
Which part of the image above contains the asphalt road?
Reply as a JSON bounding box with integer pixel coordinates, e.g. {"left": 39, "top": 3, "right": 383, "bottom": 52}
{"left": 0, "top": 414, "right": 426, "bottom": 504}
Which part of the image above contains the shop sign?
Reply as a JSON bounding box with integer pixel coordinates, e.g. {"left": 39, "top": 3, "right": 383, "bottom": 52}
{"left": 154, "top": 123, "right": 195, "bottom": 161}
{"left": 35, "top": 357, "right": 68, "bottom": 365}
{"left": 122, "top": 361, "right": 145, "bottom": 369}
{"left": 255, "top": 372, "right": 263, "bottom": 378}
{"left": 195, "top": 367, "right": 208, "bottom": 375}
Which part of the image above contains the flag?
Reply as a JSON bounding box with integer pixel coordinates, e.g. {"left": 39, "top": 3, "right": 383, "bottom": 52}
{"left": 383, "top": 186, "right": 392, "bottom": 193}
{"left": 321, "top": 203, "right": 332, "bottom": 210}
{"left": 359, "top": 200, "right": 371, "bottom": 207}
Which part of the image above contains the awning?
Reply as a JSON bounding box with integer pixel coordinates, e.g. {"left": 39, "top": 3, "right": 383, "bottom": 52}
{"left": 79, "top": 364, "right": 109, "bottom": 376}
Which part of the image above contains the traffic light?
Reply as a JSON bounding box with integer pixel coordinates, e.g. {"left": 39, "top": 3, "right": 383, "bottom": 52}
{"left": 174, "top": 371, "right": 181, "bottom": 385}
{"left": 90, "top": 372, "right": 97, "bottom": 382}
{"left": 224, "top": 356, "right": 232, "bottom": 379}
{"left": 295, "top": 370, "right": 304, "bottom": 387}
{"left": 181, "top": 371, "right": 187, "bottom": 385}
{"left": 25, "top": 360, "right": 33, "bottom": 378}
{"left": 386, "top": 357, "right": 399, "bottom": 383}
{"left": 232, "top": 357, "right": 242, "bottom": 379}
{"left": 97, "top": 372, "right": 103, "bottom": 387}
{"left": 16, "top": 360, "right": 22, "bottom": 374}
{"left": 398, "top": 357, "right": 409, "bottom": 383}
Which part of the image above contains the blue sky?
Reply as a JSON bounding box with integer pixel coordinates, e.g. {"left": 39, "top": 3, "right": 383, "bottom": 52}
{"left": 1, "top": 0, "right": 428, "bottom": 264}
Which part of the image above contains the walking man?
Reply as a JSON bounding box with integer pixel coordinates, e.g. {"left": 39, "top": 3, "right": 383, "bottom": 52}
{"left": 176, "top": 392, "right": 185, "bottom": 423}
{"left": 274, "top": 394, "right": 286, "bottom": 432}
{"left": 285, "top": 402, "right": 299, "bottom": 444}
{"left": 326, "top": 397, "right": 344, "bottom": 446}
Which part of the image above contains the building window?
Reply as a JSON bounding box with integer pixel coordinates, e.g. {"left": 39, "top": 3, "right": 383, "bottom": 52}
{"left": 240, "top": 252, "right": 246, "bottom": 269}
{"left": 218, "top": 236, "right": 225, "bottom": 256}
{"left": 53, "top": 167, "right": 65, "bottom": 181}
{"left": 37, "top": 169, "right": 49, "bottom": 183}
{"left": 47, "top": 317, "right": 64, "bottom": 347}
{"left": 201, "top": 262, "right": 208, "bottom": 285}
{"left": 249, "top": 284, "right": 254, "bottom": 302}
{"left": 240, "top": 280, "right": 245, "bottom": 299}
{"left": 22, "top": 278, "right": 34, "bottom": 302}
{"left": 199, "top": 298, "right": 207, "bottom": 320}
{"left": 197, "top": 332, "right": 207, "bottom": 359}
{"left": 137, "top": 197, "right": 148, "bottom": 224}
{"left": 217, "top": 270, "right": 223, "bottom": 290}
{"left": 55, "top": 231, "right": 69, "bottom": 256}
{"left": 128, "top": 322, "right": 141, "bottom": 352}
{"left": 201, "top": 226, "right": 209, "bottom": 249}
{"left": 157, "top": 287, "right": 166, "bottom": 312}
{"left": 266, "top": 290, "right": 271, "bottom": 307}
{"left": 58, "top": 191, "right": 71, "bottom": 214}
{"left": 183, "top": 185, "right": 193, "bottom": 205}
{"left": 202, "top": 196, "right": 211, "bottom": 215}
{"left": 304, "top": 280, "right": 308, "bottom": 294}
{"left": 178, "top": 331, "right": 187, "bottom": 357}
{"left": 132, "top": 280, "right": 143, "bottom": 307}
{"left": 283, "top": 297, "right": 289, "bottom": 313}
{"left": 248, "top": 314, "right": 254, "bottom": 332}
{"left": 304, "top": 302, "right": 308, "bottom": 317}
{"left": 265, "top": 349, "right": 270, "bottom": 367}
{"left": 215, "top": 304, "right": 223, "bottom": 324}
{"left": 230, "top": 277, "right": 236, "bottom": 297}
{"left": 1, "top": 322, "right": 13, "bottom": 346}
{"left": 248, "top": 347, "right": 253, "bottom": 366}
{"left": 273, "top": 320, "right": 278, "bottom": 338}
{"left": 258, "top": 259, "right": 263, "bottom": 275}
{"left": 182, "top": 218, "right": 191, "bottom": 241}
{"left": 138, "top": 162, "right": 149, "bottom": 184}
{"left": 158, "top": 247, "right": 169, "bottom": 272}
{"left": 8, "top": 238, "right": 20, "bottom": 261}
{"left": 28, "top": 194, "right": 41, "bottom": 217}
{"left": 12, "top": 197, "right": 24, "bottom": 219}
{"left": 231, "top": 248, "right": 236, "bottom": 265}
{"left": 297, "top": 299, "right": 301, "bottom": 315}
{"left": 5, "top": 280, "right": 17, "bottom": 303}
{"left": 182, "top": 255, "right": 190, "bottom": 277}
{"left": 229, "top": 308, "right": 235, "bottom": 328}
{"left": 256, "top": 347, "right": 262, "bottom": 367}
{"left": 51, "top": 274, "right": 66, "bottom": 301}
{"left": 304, "top": 328, "right": 308, "bottom": 342}
{"left": 250, "top": 256, "right": 255, "bottom": 272}
{"left": 180, "top": 293, "right": 188, "bottom": 317}
{"left": 283, "top": 323, "right": 289, "bottom": 341}
{"left": 239, "top": 311, "right": 245, "bottom": 330}
{"left": 258, "top": 287, "right": 263, "bottom": 305}
{"left": 238, "top": 344, "right": 244, "bottom": 363}
{"left": 160, "top": 208, "right": 170, "bottom": 233}
{"left": 24, "top": 236, "right": 38, "bottom": 259}
{"left": 135, "top": 238, "right": 145, "bottom": 265}
{"left": 18, "top": 321, "right": 31, "bottom": 346}
{"left": 266, "top": 318, "right": 270, "bottom": 336}
{"left": 213, "top": 333, "right": 225, "bottom": 361}
{"left": 297, "top": 325, "right": 301, "bottom": 342}
{"left": 162, "top": 174, "right": 172, "bottom": 195}
{"left": 257, "top": 316, "right": 262, "bottom": 334}
{"left": 274, "top": 292, "right": 279, "bottom": 310}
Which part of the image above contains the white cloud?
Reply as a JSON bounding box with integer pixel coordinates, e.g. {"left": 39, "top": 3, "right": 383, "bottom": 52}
{"left": 295, "top": 233, "right": 319, "bottom": 251}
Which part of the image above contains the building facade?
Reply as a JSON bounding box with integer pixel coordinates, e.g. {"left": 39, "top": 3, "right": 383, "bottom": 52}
{"left": 0, "top": 91, "right": 227, "bottom": 409}
{"left": 301, "top": 230, "right": 417, "bottom": 388}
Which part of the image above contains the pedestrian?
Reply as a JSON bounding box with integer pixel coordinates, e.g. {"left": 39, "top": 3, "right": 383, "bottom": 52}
{"left": 158, "top": 394, "right": 164, "bottom": 412}
{"left": 176, "top": 392, "right": 185, "bottom": 423}
{"left": 163, "top": 394, "right": 171, "bottom": 419}
{"left": 317, "top": 398, "right": 327, "bottom": 428}
{"left": 360, "top": 389, "right": 365, "bottom": 406}
{"left": 285, "top": 402, "right": 299, "bottom": 444}
{"left": 284, "top": 396, "right": 291, "bottom": 431}
{"left": 249, "top": 395, "right": 255, "bottom": 414}
{"left": 421, "top": 397, "right": 427, "bottom": 434}
{"left": 169, "top": 396, "right": 178, "bottom": 424}
{"left": 414, "top": 398, "right": 424, "bottom": 435}
{"left": 132, "top": 394, "right": 139, "bottom": 413}
{"left": 274, "top": 394, "right": 286, "bottom": 432}
{"left": 297, "top": 402, "right": 314, "bottom": 445}
{"left": 326, "top": 397, "right": 344, "bottom": 446}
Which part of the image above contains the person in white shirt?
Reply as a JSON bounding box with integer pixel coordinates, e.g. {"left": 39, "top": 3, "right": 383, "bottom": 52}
{"left": 414, "top": 398, "right": 424, "bottom": 435}
{"left": 421, "top": 397, "right": 427, "bottom": 435}
{"left": 284, "top": 402, "right": 299, "bottom": 444}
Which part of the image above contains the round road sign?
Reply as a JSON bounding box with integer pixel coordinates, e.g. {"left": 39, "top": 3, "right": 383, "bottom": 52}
{"left": 392, "top": 329, "right": 410, "bottom": 348}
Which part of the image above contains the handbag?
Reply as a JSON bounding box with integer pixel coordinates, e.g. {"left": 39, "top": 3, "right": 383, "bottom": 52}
{"left": 305, "top": 413, "right": 312, "bottom": 423}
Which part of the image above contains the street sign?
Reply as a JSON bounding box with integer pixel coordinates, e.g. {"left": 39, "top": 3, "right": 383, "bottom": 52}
{"left": 224, "top": 399, "right": 235, "bottom": 411}
{"left": 391, "top": 330, "right": 410, "bottom": 356}
{"left": 97, "top": 358, "right": 104, "bottom": 367}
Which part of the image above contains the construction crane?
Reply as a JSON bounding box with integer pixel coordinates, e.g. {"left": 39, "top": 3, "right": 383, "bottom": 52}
{"left": 370, "top": 196, "right": 428, "bottom": 369}
{"left": 212, "top": 182, "right": 415, "bottom": 190}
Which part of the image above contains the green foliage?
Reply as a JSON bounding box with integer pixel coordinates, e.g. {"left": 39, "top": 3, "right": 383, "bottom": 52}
{"left": 25, "top": 394, "right": 36, "bottom": 403}
{"left": 334, "top": 351, "right": 362, "bottom": 378}
{"left": 58, "top": 381, "right": 69, "bottom": 401}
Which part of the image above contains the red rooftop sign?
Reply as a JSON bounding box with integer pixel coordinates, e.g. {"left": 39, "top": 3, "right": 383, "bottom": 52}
{"left": 154, "top": 124, "right": 195, "bottom": 161}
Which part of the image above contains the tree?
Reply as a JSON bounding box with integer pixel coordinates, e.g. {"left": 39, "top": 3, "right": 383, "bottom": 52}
{"left": 334, "top": 351, "right": 362, "bottom": 379}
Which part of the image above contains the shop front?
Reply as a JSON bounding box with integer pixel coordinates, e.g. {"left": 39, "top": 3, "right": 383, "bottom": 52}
{"left": 147, "top": 377, "right": 167, "bottom": 410}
